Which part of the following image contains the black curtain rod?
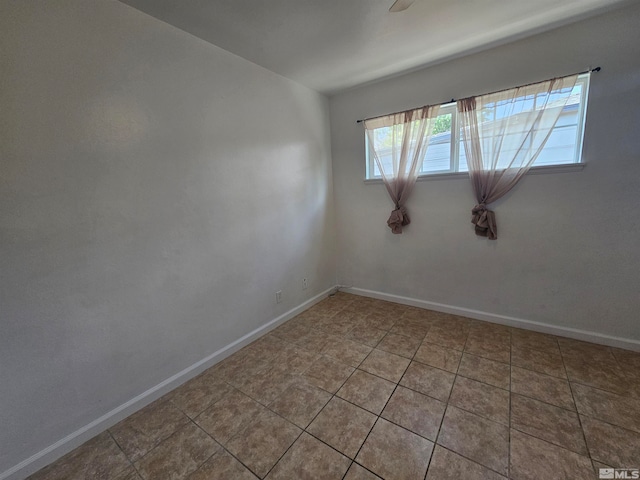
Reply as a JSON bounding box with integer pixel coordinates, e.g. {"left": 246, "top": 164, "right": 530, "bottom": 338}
{"left": 355, "top": 67, "right": 601, "bottom": 124}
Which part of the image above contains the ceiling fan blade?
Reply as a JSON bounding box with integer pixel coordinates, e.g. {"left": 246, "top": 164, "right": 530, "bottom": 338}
{"left": 389, "top": 0, "right": 415, "bottom": 12}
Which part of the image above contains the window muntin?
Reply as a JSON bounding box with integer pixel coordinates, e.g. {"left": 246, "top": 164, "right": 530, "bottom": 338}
{"left": 366, "top": 74, "right": 590, "bottom": 180}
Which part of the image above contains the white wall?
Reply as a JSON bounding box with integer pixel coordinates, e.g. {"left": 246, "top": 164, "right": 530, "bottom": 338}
{"left": 330, "top": 4, "right": 640, "bottom": 342}
{"left": 0, "top": 0, "right": 334, "bottom": 475}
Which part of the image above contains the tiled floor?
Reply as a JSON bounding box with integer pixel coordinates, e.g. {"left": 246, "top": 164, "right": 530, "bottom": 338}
{"left": 28, "top": 293, "right": 640, "bottom": 480}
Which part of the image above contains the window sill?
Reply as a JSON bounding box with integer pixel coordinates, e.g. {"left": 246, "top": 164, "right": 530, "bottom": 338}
{"left": 364, "top": 162, "right": 585, "bottom": 184}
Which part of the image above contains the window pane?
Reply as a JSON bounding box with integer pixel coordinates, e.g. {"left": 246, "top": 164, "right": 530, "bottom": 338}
{"left": 422, "top": 113, "right": 452, "bottom": 173}
{"left": 532, "top": 82, "right": 582, "bottom": 166}
{"left": 459, "top": 139, "right": 468, "bottom": 172}
{"left": 370, "top": 126, "right": 393, "bottom": 177}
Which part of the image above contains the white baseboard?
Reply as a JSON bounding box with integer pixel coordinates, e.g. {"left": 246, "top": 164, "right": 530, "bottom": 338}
{"left": 1, "top": 287, "right": 334, "bottom": 480}
{"left": 345, "top": 287, "right": 640, "bottom": 352}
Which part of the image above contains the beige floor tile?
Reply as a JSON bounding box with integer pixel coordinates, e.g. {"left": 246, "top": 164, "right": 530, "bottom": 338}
{"left": 426, "top": 445, "right": 507, "bottom": 480}
{"left": 400, "top": 361, "right": 455, "bottom": 402}
{"left": 346, "top": 325, "right": 387, "bottom": 347}
{"left": 295, "top": 329, "right": 334, "bottom": 354}
{"left": 424, "top": 327, "right": 468, "bottom": 351}
{"left": 321, "top": 337, "right": 372, "bottom": 367}
{"left": 335, "top": 308, "right": 364, "bottom": 323}
{"left": 403, "top": 313, "right": 436, "bottom": 326}
{"left": 458, "top": 353, "right": 510, "bottom": 390}
{"left": 359, "top": 312, "right": 396, "bottom": 331}
{"left": 308, "top": 299, "right": 344, "bottom": 316}
{"left": 273, "top": 344, "right": 318, "bottom": 374}
{"left": 374, "top": 301, "right": 407, "bottom": 317}
{"left": 336, "top": 369, "right": 395, "bottom": 414}
{"left": 413, "top": 342, "right": 462, "bottom": 373}
{"left": 236, "top": 365, "right": 298, "bottom": 405}
{"left": 388, "top": 322, "right": 429, "bottom": 340}
{"left": 377, "top": 332, "right": 421, "bottom": 358}
{"left": 356, "top": 418, "right": 433, "bottom": 480}
{"left": 381, "top": 386, "right": 445, "bottom": 441}
{"left": 315, "top": 316, "right": 356, "bottom": 336}
{"left": 28, "top": 432, "right": 131, "bottom": 480}
{"left": 469, "top": 322, "right": 511, "bottom": 344}
{"left": 563, "top": 356, "right": 630, "bottom": 396}
{"left": 303, "top": 355, "right": 355, "bottom": 393}
{"left": 511, "top": 366, "right": 575, "bottom": 410}
{"left": 194, "top": 389, "right": 268, "bottom": 444}
{"left": 611, "top": 348, "right": 640, "bottom": 368}
{"left": 449, "top": 376, "right": 509, "bottom": 425}
{"left": 312, "top": 315, "right": 344, "bottom": 329}
{"left": 617, "top": 363, "right": 640, "bottom": 398}
{"left": 511, "top": 394, "right": 587, "bottom": 455}
{"left": 134, "top": 423, "right": 220, "bottom": 480}
{"left": 213, "top": 351, "right": 269, "bottom": 386}
{"left": 333, "top": 309, "right": 367, "bottom": 324}
{"left": 468, "top": 333, "right": 511, "bottom": 351}
{"left": 464, "top": 336, "right": 510, "bottom": 363}
{"left": 510, "top": 429, "right": 595, "bottom": 480}
{"left": 307, "top": 397, "right": 376, "bottom": 459}
{"left": 344, "top": 463, "right": 382, "bottom": 479}
{"left": 430, "top": 314, "right": 471, "bottom": 331}
{"left": 267, "top": 378, "right": 332, "bottom": 428}
{"left": 511, "top": 344, "right": 566, "bottom": 378}
{"left": 113, "top": 466, "right": 142, "bottom": 480}
{"left": 189, "top": 449, "right": 258, "bottom": 480}
{"left": 437, "top": 406, "right": 509, "bottom": 476}
{"left": 343, "top": 304, "right": 376, "bottom": 318}
{"left": 558, "top": 338, "right": 617, "bottom": 364}
{"left": 266, "top": 432, "right": 351, "bottom": 480}
{"left": 291, "top": 310, "right": 326, "bottom": 328}
{"left": 214, "top": 345, "right": 261, "bottom": 369}
{"left": 359, "top": 349, "right": 410, "bottom": 383}
{"left": 402, "top": 306, "right": 440, "bottom": 322}
{"left": 573, "top": 383, "right": 640, "bottom": 434}
{"left": 511, "top": 330, "right": 560, "bottom": 355}
{"left": 244, "top": 335, "right": 290, "bottom": 362}
{"left": 110, "top": 399, "right": 191, "bottom": 462}
{"left": 168, "top": 371, "right": 233, "bottom": 419}
{"left": 225, "top": 410, "right": 301, "bottom": 478}
{"left": 270, "top": 323, "right": 310, "bottom": 344}
{"left": 581, "top": 415, "right": 640, "bottom": 468}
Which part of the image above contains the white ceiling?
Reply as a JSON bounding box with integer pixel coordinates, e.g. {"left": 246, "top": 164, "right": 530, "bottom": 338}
{"left": 119, "top": 0, "right": 631, "bottom": 95}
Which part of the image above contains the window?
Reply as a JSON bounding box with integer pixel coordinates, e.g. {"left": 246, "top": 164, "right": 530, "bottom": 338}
{"left": 366, "top": 73, "right": 590, "bottom": 180}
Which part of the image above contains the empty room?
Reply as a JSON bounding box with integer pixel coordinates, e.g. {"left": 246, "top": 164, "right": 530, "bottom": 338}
{"left": 2, "top": 0, "right": 640, "bottom": 479}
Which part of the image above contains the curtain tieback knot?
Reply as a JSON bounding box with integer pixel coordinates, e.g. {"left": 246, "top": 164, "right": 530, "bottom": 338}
{"left": 471, "top": 203, "right": 489, "bottom": 226}
{"left": 471, "top": 203, "right": 497, "bottom": 240}
{"left": 388, "top": 205, "right": 410, "bottom": 235}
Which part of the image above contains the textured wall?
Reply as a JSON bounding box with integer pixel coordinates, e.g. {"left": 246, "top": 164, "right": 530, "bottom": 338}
{"left": 0, "top": 0, "right": 335, "bottom": 474}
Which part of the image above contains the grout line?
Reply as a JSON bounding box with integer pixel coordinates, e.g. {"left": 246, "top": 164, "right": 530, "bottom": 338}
{"left": 425, "top": 321, "right": 470, "bottom": 479}
{"left": 181, "top": 420, "right": 228, "bottom": 478}
{"left": 558, "top": 343, "right": 596, "bottom": 475}
{"left": 260, "top": 429, "right": 305, "bottom": 479}
{"left": 431, "top": 444, "right": 509, "bottom": 479}
{"left": 508, "top": 328, "right": 513, "bottom": 480}
{"left": 105, "top": 430, "right": 137, "bottom": 477}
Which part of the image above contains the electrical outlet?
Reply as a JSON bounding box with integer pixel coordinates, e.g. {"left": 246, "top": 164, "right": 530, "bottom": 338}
{"left": 302, "top": 278, "right": 308, "bottom": 290}
{"left": 275, "top": 290, "right": 282, "bottom": 304}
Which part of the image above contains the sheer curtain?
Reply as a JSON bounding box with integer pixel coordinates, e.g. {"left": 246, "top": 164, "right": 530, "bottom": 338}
{"left": 364, "top": 105, "right": 440, "bottom": 234}
{"left": 458, "top": 75, "right": 578, "bottom": 239}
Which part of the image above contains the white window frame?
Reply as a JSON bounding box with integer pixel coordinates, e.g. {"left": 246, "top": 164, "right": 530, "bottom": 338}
{"left": 365, "top": 73, "right": 590, "bottom": 181}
